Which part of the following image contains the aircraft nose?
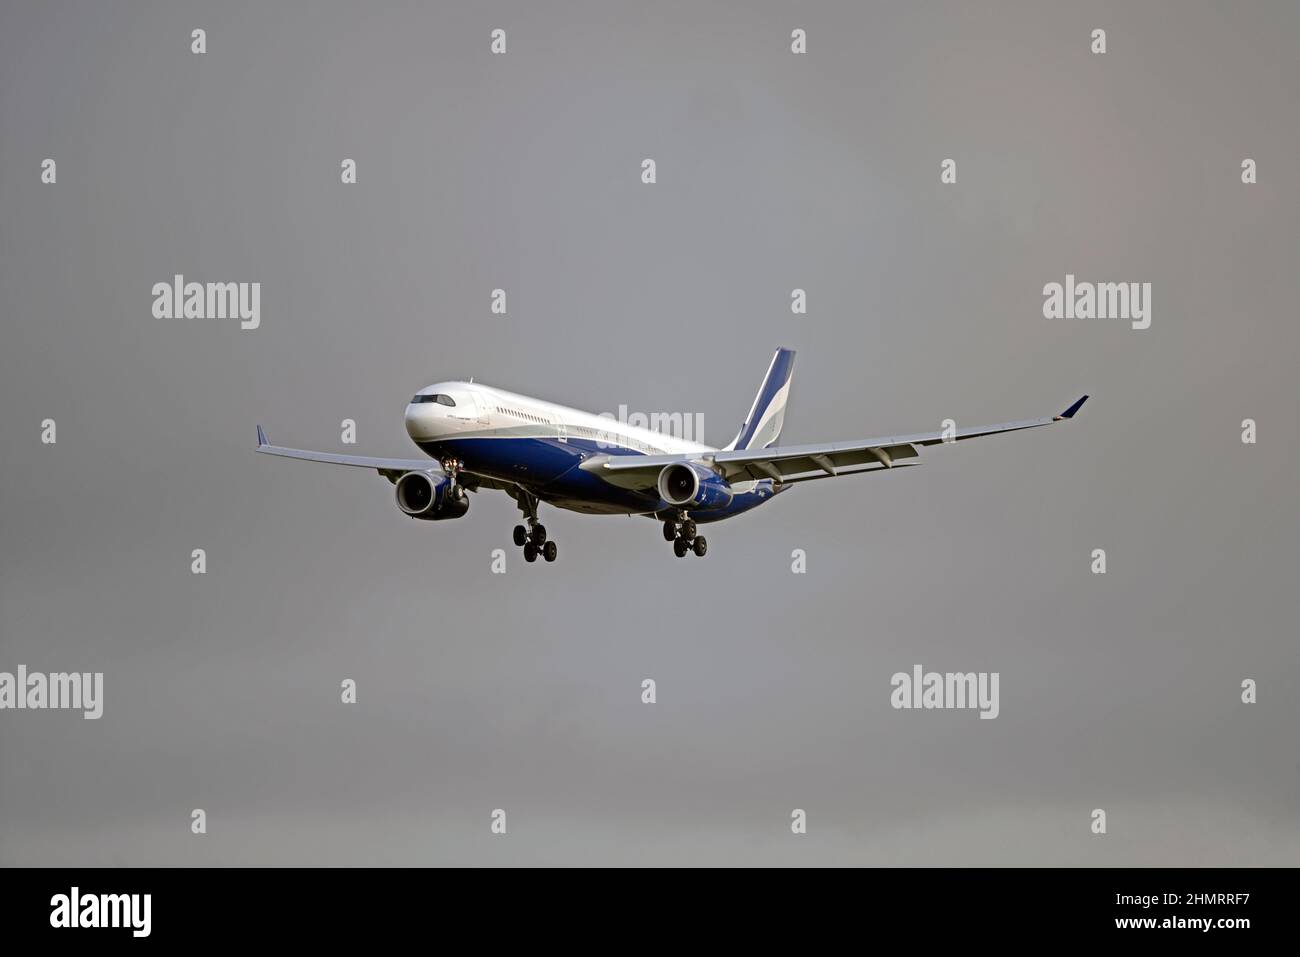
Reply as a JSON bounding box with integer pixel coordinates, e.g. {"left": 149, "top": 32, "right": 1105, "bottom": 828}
{"left": 405, "top": 403, "right": 437, "bottom": 441}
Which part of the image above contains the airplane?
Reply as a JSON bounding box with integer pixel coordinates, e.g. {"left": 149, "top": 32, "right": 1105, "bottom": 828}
{"left": 256, "top": 348, "right": 1087, "bottom": 562}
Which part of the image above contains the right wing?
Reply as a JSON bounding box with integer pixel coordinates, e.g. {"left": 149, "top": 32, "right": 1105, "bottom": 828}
{"left": 582, "top": 395, "right": 1089, "bottom": 487}
{"left": 255, "top": 425, "right": 436, "bottom": 482}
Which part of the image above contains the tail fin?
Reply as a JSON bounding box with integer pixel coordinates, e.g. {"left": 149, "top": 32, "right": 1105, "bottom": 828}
{"left": 724, "top": 348, "right": 796, "bottom": 451}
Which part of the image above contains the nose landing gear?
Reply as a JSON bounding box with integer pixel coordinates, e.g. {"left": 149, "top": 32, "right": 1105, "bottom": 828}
{"left": 664, "top": 514, "right": 707, "bottom": 558}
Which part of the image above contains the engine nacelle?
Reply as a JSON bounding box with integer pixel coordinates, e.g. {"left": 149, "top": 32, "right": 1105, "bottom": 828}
{"left": 657, "top": 462, "right": 733, "bottom": 511}
{"left": 394, "top": 470, "right": 469, "bottom": 521}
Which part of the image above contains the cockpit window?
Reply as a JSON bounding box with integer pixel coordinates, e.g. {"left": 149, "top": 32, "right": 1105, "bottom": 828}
{"left": 413, "top": 393, "right": 456, "bottom": 406}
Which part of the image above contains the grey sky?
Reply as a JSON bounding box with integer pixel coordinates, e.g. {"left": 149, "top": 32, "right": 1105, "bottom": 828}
{"left": 1, "top": 1, "right": 1297, "bottom": 865}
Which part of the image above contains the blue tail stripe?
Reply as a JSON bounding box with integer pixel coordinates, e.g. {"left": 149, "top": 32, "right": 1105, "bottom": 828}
{"left": 733, "top": 348, "right": 796, "bottom": 451}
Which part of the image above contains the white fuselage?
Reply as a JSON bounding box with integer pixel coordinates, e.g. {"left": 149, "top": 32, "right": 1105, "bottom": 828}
{"left": 404, "top": 381, "right": 714, "bottom": 456}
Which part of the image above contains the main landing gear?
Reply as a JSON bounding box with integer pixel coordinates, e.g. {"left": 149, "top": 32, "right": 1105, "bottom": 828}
{"left": 664, "top": 513, "right": 707, "bottom": 558}
{"left": 512, "top": 490, "right": 557, "bottom": 563}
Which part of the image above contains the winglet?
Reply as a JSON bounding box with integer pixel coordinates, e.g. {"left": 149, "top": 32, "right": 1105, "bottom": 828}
{"left": 256, "top": 424, "right": 269, "bottom": 447}
{"left": 1056, "top": 395, "right": 1089, "bottom": 421}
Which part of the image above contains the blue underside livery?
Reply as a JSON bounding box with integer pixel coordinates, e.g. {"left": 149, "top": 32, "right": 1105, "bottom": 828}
{"left": 420, "top": 435, "right": 783, "bottom": 521}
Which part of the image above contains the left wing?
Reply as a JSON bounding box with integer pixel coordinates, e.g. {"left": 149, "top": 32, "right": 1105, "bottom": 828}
{"left": 582, "top": 395, "right": 1088, "bottom": 487}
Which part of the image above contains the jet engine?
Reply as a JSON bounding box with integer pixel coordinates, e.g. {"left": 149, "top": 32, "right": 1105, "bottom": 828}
{"left": 394, "top": 470, "right": 469, "bottom": 521}
{"left": 656, "top": 463, "right": 733, "bottom": 511}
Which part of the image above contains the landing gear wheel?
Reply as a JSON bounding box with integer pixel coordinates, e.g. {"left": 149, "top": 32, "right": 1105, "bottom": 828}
{"left": 681, "top": 519, "right": 697, "bottom": 540}
{"left": 523, "top": 542, "right": 538, "bottom": 562}
{"left": 529, "top": 523, "right": 547, "bottom": 546}
{"left": 663, "top": 521, "right": 678, "bottom": 542}
{"left": 692, "top": 536, "right": 708, "bottom": 557}
{"left": 673, "top": 538, "right": 689, "bottom": 558}
{"left": 543, "top": 540, "right": 558, "bottom": 562}
{"left": 513, "top": 525, "right": 528, "bottom": 547}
